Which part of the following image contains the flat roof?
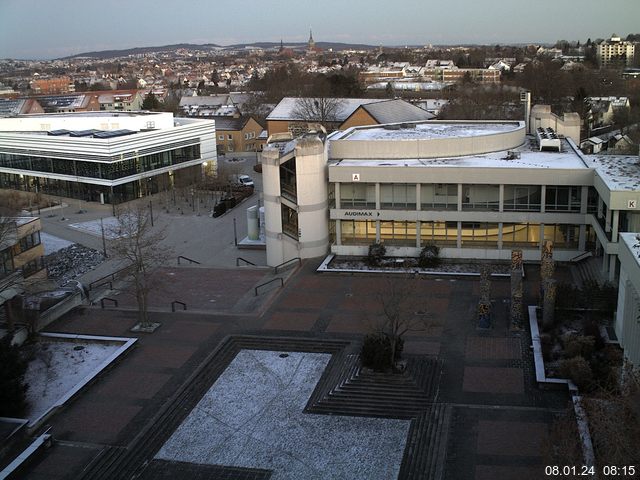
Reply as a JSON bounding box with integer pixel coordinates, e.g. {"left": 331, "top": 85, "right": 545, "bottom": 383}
{"left": 337, "top": 121, "right": 521, "bottom": 141}
{"left": 583, "top": 154, "right": 640, "bottom": 191}
{"left": 331, "top": 137, "right": 589, "bottom": 170}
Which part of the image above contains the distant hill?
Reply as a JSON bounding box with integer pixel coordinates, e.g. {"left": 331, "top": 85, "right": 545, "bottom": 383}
{"left": 59, "top": 43, "right": 222, "bottom": 60}
{"left": 60, "top": 41, "right": 378, "bottom": 60}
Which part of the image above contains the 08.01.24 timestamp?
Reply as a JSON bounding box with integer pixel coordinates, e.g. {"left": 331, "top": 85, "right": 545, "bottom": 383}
{"left": 545, "top": 465, "right": 636, "bottom": 476}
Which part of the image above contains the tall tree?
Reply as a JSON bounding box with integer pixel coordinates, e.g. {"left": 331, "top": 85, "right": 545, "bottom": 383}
{"left": 142, "top": 92, "right": 160, "bottom": 110}
{"left": 108, "top": 203, "right": 172, "bottom": 328}
{"left": 291, "top": 97, "right": 345, "bottom": 130}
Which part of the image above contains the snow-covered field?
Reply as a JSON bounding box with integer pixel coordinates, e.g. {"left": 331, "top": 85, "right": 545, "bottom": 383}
{"left": 40, "top": 232, "right": 74, "bottom": 255}
{"left": 24, "top": 340, "right": 121, "bottom": 422}
{"left": 156, "top": 350, "right": 410, "bottom": 480}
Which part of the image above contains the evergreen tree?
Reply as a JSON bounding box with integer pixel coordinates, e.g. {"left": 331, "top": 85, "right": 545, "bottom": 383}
{"left": 0, "top": 338, "right": 29, "bottom": 418}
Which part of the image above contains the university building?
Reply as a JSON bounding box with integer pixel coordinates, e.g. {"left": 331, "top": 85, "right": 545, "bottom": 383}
{"left": 261, "top": 112, "right": 640, "bottom": 285}
{"left": 0, "top": 111, "right": 216, "bottom": 203}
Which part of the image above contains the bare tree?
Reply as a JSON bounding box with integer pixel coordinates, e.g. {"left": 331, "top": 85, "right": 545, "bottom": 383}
{"left": 291, "top": 97, "right": 345, "bottom": 132}
{"left": 108, "top": 203, "right": 172, "bottom": 328}
{"left": 372, "top": 275, "right": 437, "bottom": 368}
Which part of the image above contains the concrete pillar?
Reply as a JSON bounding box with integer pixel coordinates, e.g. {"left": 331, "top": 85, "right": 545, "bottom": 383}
{"left": 579, "top": 224, "right": 587, "bottom": 251}
{"left": 510, "top": 249, "right": 524, "bottom": 330}
{"left": 262, "top": 146, "right": 285, "bottom": 267}
{"left": 375, "top": 183, "right": 380, "bottom": 210}
{"left": 416, "top": 220, "right": 421, "bottom": 248}
{"left": 605, "top": 207, "right": 612, "bottom": 233}
{"left": 580, "top": 186, "right": 588, "bottom": 214}
{"left": 456, "top": 221, "right": 462, "bottom": 248}
{"left": 597, "top": 197, "right": 603, "bottom": 219}
{"left": 335, "top": 183, "right": 341, "bottom": 209}
{"left": 457, "top": 184, "right": 463, "bottom": 211}
{"left": 375, "top": 220, "right": 380, "bottom": 242}
{"left": 499, "top": 184, "right": 504, "bottom": 212}
{"left": 540, "top": 185, "right": 546, "bottom": 213}
{"left": 612, "top": 210, "right": 620, "bottom": 241}
{"left": 415, "top": 183, "right": 421, "bottom": 211}
{"left": 609, "top": 255, "right": 617, "bottom": 282}
{"left": 602, "top": 252, "right": 609, "bottom": 273}
{"left": 335, "top": 219, "right": 342, "bottom": 246}
{"left": 498, "top": 222, "right": 503, "bottom": 249}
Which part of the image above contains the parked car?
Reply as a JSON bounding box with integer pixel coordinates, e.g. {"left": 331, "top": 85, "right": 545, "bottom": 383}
{"left": 238, "top": 174, "right": 254, "bottom": 187}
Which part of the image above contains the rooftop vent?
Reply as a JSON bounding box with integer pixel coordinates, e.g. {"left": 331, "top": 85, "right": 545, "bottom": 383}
{"left": 536, "top": 127, "right": 562, "bottom": 152}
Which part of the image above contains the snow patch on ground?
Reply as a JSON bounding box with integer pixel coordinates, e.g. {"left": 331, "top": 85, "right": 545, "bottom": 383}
{"left": 24, "top": 341, "right": 121, "bottom": 422}
{"left": 40, "top": 232, "right": 74, "bottom": 255}
{"left": 156, "top": 350, "right": 410, "bottom": 480}
{"left": 68, "top": 217, "right": 125, "bottom": 239}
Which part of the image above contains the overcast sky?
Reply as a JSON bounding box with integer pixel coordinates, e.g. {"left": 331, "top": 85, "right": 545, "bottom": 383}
{"left": 0, "top": 0, "right": 638, "bottom": 59}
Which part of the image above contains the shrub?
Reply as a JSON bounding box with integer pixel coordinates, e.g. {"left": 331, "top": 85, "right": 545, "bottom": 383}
{"left": 562, "top": 335, "right": 596, "bottom": 359}
{"left": 367, "top": 243, "right": 386, "bottom": 267}
{"left": 559, "top": 356, "right": 593, "bottom": 390}
{"left": 0, "top": 338, "right": 29, "bottom": 417}
{"left": 360, "top": 333, "right": 404, "bottom": 371}
{"left": 418, "top": 243, "right": 440, "bottom": 269}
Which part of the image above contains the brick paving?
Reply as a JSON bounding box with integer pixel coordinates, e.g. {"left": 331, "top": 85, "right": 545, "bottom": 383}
{"left": 18, "top": 260, "right": 570, "bottom": 480}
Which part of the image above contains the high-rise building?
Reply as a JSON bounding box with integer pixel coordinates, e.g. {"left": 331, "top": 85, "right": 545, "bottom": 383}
{"left": 596, "top": 34, "right": 636, "bottom": 68}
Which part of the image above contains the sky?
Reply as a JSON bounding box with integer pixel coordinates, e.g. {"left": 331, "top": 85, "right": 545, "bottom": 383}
{"left": 0, "top": 0, "right": 638, "bottom": 60}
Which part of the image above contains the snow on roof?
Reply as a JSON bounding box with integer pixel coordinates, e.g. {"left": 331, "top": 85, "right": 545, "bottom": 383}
{"left": 330, "top": 137, "right": 588, "bottom": 170}
{"left": 620, "top": 233, "right": 640, "bottom": 269}
{"left": 339, "top": 121, "right": 519, "bottom": 141}
{"left": 359, "top": 99, "right": 435, "bottom": 124}
{"left": 583, "top": 154, "right": 640, "bottom": 191}
{"left": 266, "top": 97, "right": 380, "bottom": 121}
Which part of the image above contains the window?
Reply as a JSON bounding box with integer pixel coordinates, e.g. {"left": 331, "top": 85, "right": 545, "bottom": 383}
{"left": 218, "top": 135, "right": 224, "bottom": 140}
{"left": 340, "top": 183, "right": 376, "bottom": 208}
{"left": 244, "top": 133, "right": 249, "bottom": 140}
{"left": 380, "top": 184, "right": 416, "bottom": 210}
{"left": 462, "top": 185, "right": 499, "bottom": 211}
{"left": 18, "top": 231, "right": 41, "bottom": 252}
{"left": 545, "top": 186, "right": 581, "bottom": 212}
{"left": 0, "top": 248, "right": 13, "bottom": 275}
{"left": 341, "top": 220, "right": 376, "bottom": 245}
{"left": 227, "top": 134, "right": 233, "bottom": 140}
{"left": 281, "top": 204, "right": 298, "bottom": 239}
{"left": 502, "top": 223, "right": 541, "bottom": 248}
{"left": 421, "top": 184, "right": 458, "bottom": 210}
{"left": 420, "top": 221, "right": 457, "bottom": 246}
{"left": 503, "top": 185, "right": 541, "bottom": 211}
{"left": 460, "top": 222, "right": 500, "bottom": 247}
{"left": 279, "top": 157, "right": 297, "bottom": 202}
{"left": 542, "top": 224, "right": 580, "bottom": 249}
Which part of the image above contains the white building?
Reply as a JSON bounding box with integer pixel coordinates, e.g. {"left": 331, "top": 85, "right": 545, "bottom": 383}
{"left": 0, "top": 111, "right": 216, "bottom": 203}
{"left": 261, "top": 112, "right": 640, "bottom": 286}
{"left": 597, "top": 35, "right": 636, "bottom": 68}
{"left": 615, "top": 233, "right": 640, "bottom": 367}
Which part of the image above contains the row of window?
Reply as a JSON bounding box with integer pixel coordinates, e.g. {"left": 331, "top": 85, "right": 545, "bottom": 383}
{"left": 217, "top": 132, "right": 257, "bottom": 141}
{"left": 335, "top": 183, "right": 593, "bottom": 213}
{"left": 0, "top": 144, "right": 200, "bottom": 181}
{"left": 336, "top": 220, "right": 588, "bottom": 249}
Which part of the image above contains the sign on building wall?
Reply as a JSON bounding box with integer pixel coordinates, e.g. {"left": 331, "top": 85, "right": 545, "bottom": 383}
{"left": 628, "top": 200, "right": 637, "bottom": 209}
{"left": 352, "top": 173, "right": 361, "bottom": 182}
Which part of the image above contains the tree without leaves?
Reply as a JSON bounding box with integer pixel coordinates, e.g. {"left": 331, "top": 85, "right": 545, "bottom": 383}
{"left": 372, "top": 275, "right": 438, "bottom": 368}
{"left": 291, "top": 96, "right": 345, "bottom": 131}
{"left": 108, "top": 204, "right": 173, "bottom": 328}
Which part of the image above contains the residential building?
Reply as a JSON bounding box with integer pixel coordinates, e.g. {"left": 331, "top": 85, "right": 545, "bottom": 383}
{"left": 0, "top": 98, "right": 44, "bottom": 116}
{"left": 266, "top": 98, "right": 433, "bottom": 137}
{"left": 97, "top": 90, "right": 144, "bottom": 111}
{"left": 597, "top": 35, "right": 636, "bottom": 68}
{"left": 32, "top": 93, "right": 100, "bottom": 113}
{"left": 0, "top": 217, "right": 45, "bottom": 281}
{"left": 261, "top": 112, "right": 640, "bottom": 290}
{"left": 213, "top": 115, "right": 264, "bottom": 154}
{"left": 29, "top": 76, "right": 74, "bottom": 95}
{"left": 0, "top": 111, "right": 216, "bottom": 203}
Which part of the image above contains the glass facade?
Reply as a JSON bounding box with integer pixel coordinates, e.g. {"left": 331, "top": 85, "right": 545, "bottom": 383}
{"left": 503, "top": 185, "right": 542, "bottom": 211}
{"left": 545, "top": 186, "right": 581, "bottom": 212}
{"left": 501, "top": 223, "right": 541, "bottom": 248}
{"left": 380, "top": 184, "right": 416, "bottom": 209}
{"left": 421, "top": 184, "right": 458, "bottom": 210}
{"left": 462, "top": 184, "right": 500, "bottom": 211}
{"left": 0, "top": 144, "right": 200, "bottom": 181}
{"left": 380, "top": 221, "right": 416, "bottom": 245}
{"left": 281, "top": 204, "right": 298, "bottom": 239}
{"left": 460, "top": 222, "right": 500, "bottom": 247}
{"left": 420, "top": 221, "right": 457, "bottom": 246}
{"left": 340, "top": 183, "right": 376, "bottom": 208}
{"left": 279, "top": 157, "right": 297, "bottom": 202}
{"left": 341, "top": 220, "right": 376, "bottom": 245}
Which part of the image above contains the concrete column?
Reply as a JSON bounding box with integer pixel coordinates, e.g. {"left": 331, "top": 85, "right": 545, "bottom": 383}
{"left": 609, "top": 255, "right": 617, "bottom": 282}
{"left": 579, "top": 224, "right": 587, "bottom": 251}
{"left": 416, "top": 220, "right": 421, "bottom": 248}
{"left": 457, "top": 184, "right": 463, "bottom": 211}
{"left": 335, "top": 182, "right": 341, "bottom": 209}
{"left": 580, "top": 186, "right": 588, "bottom": 214}
{"left": 375, "top": 220, "right": 380, "bottom": 242}
{"left": 615, "top": 271, "right": 628, "bottom": 342}
{"left": 499, "top": 184, "right": 504, "bottom": 212}
{"left": 597, "top": 197, "right": 603, "bottom": 219}
{"left": 540, "top": 185, "right": 546, "bottom": 213}
{"left": 375, "top": 183, "right": 380, "bottom": 210}
{"left": 335, "top": 219, "right": 342, "bottom": 245}
{"left": 498, "top": 222, "right": 503, "bottom": 249}
{"left": 602, "top": 251, "right": 609, "bottom": 273}
{"left": 612, "top": 210, "right": 620, "bottom": 241}
{"left": 456, "top": 221, "right": 462, "bottom": 248}
{"left": 605, "top": 207, "right": 612, "bottom": 232}
{"left": 415, "top": 184, "right": 421, "bottom": 211}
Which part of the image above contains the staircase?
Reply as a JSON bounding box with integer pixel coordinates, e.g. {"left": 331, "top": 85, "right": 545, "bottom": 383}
{"left": 570, "top": 256, "right": 605, "bottom": 287}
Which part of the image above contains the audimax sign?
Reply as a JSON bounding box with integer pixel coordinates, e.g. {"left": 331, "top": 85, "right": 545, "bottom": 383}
{"left": 343, "top": 211, "right": 380, "bottom": 217}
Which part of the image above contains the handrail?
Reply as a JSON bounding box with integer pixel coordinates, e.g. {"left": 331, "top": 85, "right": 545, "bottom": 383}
{"left": 91, "top": 281, "right": 113, "bottom": 292}
{"left": 236, "top": 257, "right": 256, "bottom": 266}
{"left": 254, "top": 277, "right": 284, "bottom": 296}
{"left": 171, "top": 300, "right": 187, "bottom": 312}
{"left": 177, "top": 255, "right": 201, "bottom": 265}
{"left": 274, "top": 257, "right": 301, "bottom": 274}
{"left": 100, "top": 298, "right": 118, "bottom": 309}
{"left": 569, "top": 251, "right": 593, "bottom": 263}
{"left": 89, "top": 265, "right": 130, "bottom": 290}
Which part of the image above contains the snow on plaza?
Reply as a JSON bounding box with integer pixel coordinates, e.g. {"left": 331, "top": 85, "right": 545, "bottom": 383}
{"left": 156, "top": 350, "right": 411, "bottom": 480}
{"left": 68, "top": 217, "right": 127, "bottom": 239}
{"left": 24, "top": 340, "right": 121, "bottom": 422}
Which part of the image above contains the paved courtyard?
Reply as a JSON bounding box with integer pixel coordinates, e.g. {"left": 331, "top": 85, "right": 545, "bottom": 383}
{"left": 18, "top": 257, "right": 570, "bottom": 480}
